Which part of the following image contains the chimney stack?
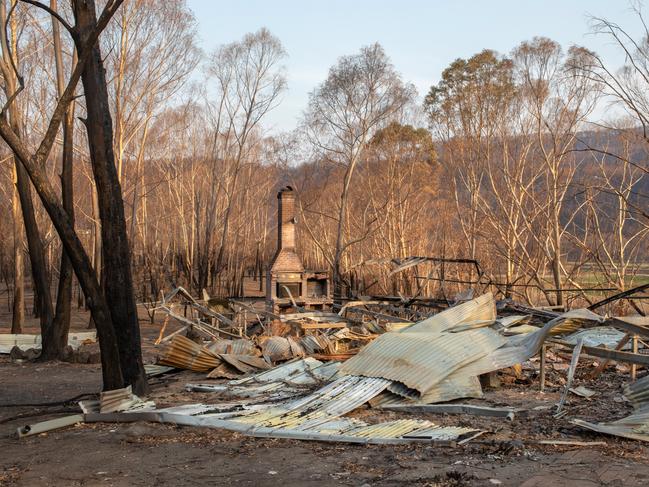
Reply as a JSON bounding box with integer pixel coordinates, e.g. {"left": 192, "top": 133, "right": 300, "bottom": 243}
{"left": 277, "top": 186, "right": 296, "bottom": 250}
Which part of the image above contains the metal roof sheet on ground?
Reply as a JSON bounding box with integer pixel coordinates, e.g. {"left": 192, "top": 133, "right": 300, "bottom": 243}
{"left": 563, "top": 327, "right": 630, "bottom": 349}
{"left": 451, "top": 308, "right": 604, "bottom": 379}
{"left": 158, "top": 335, "right": 221, "bottom": 372}
{"left": 260, "top": 336, "right": 304, "bottom": 362}
{"left": 233, "top": 375, "right": 391, "bottom": 431}
{"left": 381, "top": 374, "right": 484, "bottom": 404}
{"left": 186, "top": 360, "right": 342, "bottom": 401}
{"left": 404, "top": 293, "right": 496, "bottom": 333}
{"left": 218, "top": 354, "right": 270, "bottom": 374}
{"left": 84, "top": 405, "right": 483, "bottom": 444}
{"left": 418, "top": 374, "right": 484, "bottom": 404}
{"left": 144, "top": 364, "right": 176, "bottom": 377}
{"left": 207, "top": 338, "right": 258, "bottom": 356}
{"left": 230, "top": 357, "right": 324, "bottom": 384}
{"left": 340, "top": 328, "right": 506, "bottom": 396}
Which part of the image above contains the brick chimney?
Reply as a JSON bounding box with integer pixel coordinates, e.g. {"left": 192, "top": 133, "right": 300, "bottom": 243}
{"left": 270, "top": 186, "right": 304, "bottom": 273}
{"left": 277, "top": 186, "right": 296, "bottom": 251}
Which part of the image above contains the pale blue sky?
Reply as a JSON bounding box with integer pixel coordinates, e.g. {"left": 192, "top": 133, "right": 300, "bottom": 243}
{"left": 186, "top": 0, "right": 640, "bottom": 132}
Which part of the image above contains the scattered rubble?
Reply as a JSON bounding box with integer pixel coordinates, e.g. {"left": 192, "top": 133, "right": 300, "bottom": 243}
{"left": 14, "top": 287, "right": 649, "bottom": 449}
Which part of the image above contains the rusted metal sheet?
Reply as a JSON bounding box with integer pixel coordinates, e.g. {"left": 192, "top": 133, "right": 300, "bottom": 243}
{"left": 158, "top": 335, "right": 221, "bottom": 372}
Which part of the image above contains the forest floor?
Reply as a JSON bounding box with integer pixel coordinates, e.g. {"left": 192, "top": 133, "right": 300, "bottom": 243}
{"left": 2, "top": 304, "right": 649, "bottom": 486}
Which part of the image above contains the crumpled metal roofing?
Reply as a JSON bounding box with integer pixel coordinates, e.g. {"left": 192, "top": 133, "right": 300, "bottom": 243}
{"left": 340, "top": 327, "right": 505, "bottom": 396}
{"left": 563, "top": 327, "right": 630, "bottom": 349}
{"left": 158, "top": 335, "right": 221, "bottom": 372}
{"left": 260, "top": 336, "right": 304, "bottom": 362}
{"left": 186, "top": 358, "right": 341, "bottom": 401}
{"left": 452, "top": 308, "right": 604, "bottom": 379}
{"left": 381, "top": 374, "right": 484, "bottom": 404}
{"left": 232, "top": 357, "right": 325, "bottom": 384}
{"left": 404, "top": 292, "right": 496, "bottom": 333}
{"left": 233, "top": 375, "right": 391, "bottom": 430}
{"left": 206, "top": 338, "right": 258, "bottom": 356}
{"left": 342, "top": 301, "right": 603, "bottom": 404}
{"left": 85, "top": 405, "right": 482, "bottom": 444}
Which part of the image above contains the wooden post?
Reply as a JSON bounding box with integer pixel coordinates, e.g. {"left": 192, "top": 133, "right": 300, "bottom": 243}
{"left": 631, "top": 335, "right": 639, "bottom": 381}
{"left": 540, "top": 344, "right": 546, "bottom": 392}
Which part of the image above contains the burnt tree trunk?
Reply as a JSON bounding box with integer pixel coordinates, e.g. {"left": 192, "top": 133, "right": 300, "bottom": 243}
{"left": 0, "top": 115, "right": 124, "bottom": 391}
{"left": 73, "top": 0, "right": 147, "bottom": 395}
{"left": 0, "top": 0, "right": 128, "bottom": 391}
{"left": 11, "top": 163, "right": 24, "bottom": 333}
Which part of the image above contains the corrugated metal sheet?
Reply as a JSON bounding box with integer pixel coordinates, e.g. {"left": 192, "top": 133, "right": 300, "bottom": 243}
{"left": 453, "top": 308, "right": 604, "bottom": 378}
{"left": 419, "top": 375, "right": 484, "bottom": 404}
{"left": 625, "top": 374, "right": 649, "bottom": 410}
{"left": 564, "top": 327, "right": 630, "bottom": 349}
{"left": 80, "top": 386, "right": 155, "bottom": 414}
{"left": 404, "top": 293, "right": 496, "bottom": 333}
{"left": 232, "top": 357, "right": 323, "bottom": 384}
{"left": 299, "top": 334, "right": 331, "bottom": 354}
{"left": 144, "top": 364, "right": 176, "bottom": 377}
{"left": 206, "top": 338, "right": 257, "bottom": 356}
{"left": 548, "top": 308, "right": 605, "bottom": 335}
{"left": 158, "top": 335, "right": 221, "bottom": 372}
{"left": 340, "top": 328, "right": 505, "bottom": 396}
{"left": 218, "top": 354, "right": 270, "bottom": 374}
{"left": 381, "top": 375, "right": 484, "bottom": 404}
{"left": 260, "top": 336, "right": 304, "bottom": 362}
{"left": 85, "top": 403, "right": 482, "bottom": 444}
{"left": 234, "top": 375, "right": 390, "bottom": 430}
{"left": 186, "top": 359, "right": 341, "bottom": 401}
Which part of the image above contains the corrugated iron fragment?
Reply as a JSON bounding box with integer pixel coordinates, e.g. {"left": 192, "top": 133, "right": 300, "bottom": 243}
{"left": 260, "top": 336, "right": 305, "bottom": 362}
{"left": 340, "top": 328, "right": 505, "bottom": 396}
{"left": 158, "top": 335, "right": 221, "bottom": 372}
{"left": 405, "top": 293, "right": 496, "bottom": 333}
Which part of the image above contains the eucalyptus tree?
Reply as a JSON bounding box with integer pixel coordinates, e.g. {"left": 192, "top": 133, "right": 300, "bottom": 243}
{"left": 513, "top": 38, "right": 600, "bottom": 306}
{"left": 200, "top": 28, "right": 286, "bottom": 294}
{"left": 303, "top": 43, "right": 414, "bottom": 299}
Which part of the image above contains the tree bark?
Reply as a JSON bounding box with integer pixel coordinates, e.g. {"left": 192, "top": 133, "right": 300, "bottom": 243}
{"left": 72, "top": 0, "right": 147, "bottom": 395}
{"left": 11, "top": 163, "right": 24, "bottom": 333}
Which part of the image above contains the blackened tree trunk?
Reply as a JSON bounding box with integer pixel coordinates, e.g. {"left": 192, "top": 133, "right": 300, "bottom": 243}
{"left": 11, "top": 164, "right": 24, "bottom": 333}
{"left": 73, "top": 0, "right": 147, "bottom": 394}
{"left": 0, "top": 0, "right": 128, "bottom": 391}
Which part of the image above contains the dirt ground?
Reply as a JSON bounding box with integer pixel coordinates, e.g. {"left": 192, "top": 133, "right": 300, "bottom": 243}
{"left": 2, "top": 305, "right": 649, "bottom": 486}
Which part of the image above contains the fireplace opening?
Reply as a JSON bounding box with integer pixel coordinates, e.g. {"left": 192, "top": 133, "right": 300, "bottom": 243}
{"left": 277, "top": 282, "right": 301, "bottom": 299}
